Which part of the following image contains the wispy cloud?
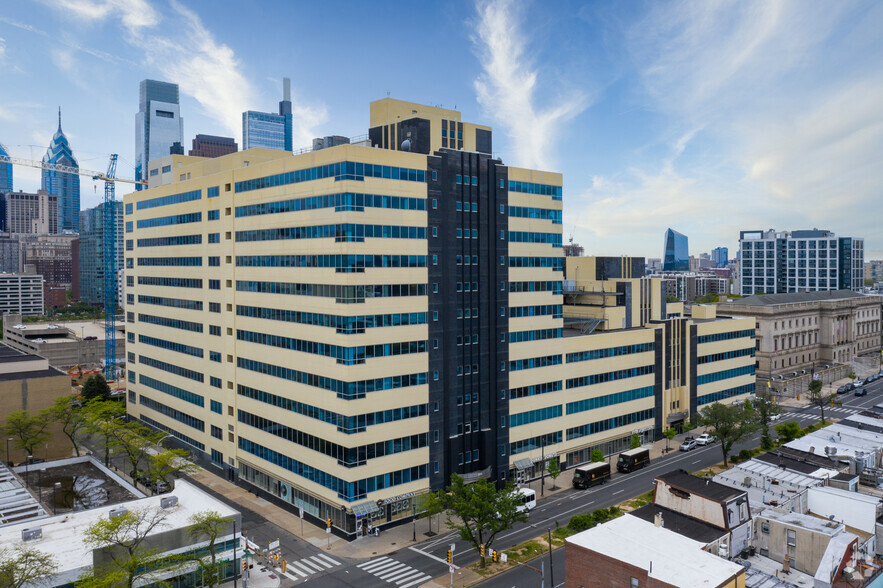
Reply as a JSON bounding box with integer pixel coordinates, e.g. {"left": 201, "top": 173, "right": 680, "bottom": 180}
{"left": 471, "top": 0, "right": 588, "bottom": 170}
{"left": 48, "top": 0, "right": 160, "bottom": 32}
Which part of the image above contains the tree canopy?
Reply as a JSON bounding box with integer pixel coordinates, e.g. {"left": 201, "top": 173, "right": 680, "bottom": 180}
{"left": 806, "top": 379, "right": 839, "bottom": 424}
{"left": 700, "top": 401, "right": 759, "bottom": 467}
{"left": 0, "top": 544, "right": 58, "bottom": 588}
{"left": 3, "top": 410, "right": 50, "bottom": 460}
{"left": 81, "top": 374, "right": 112, "bottom": 404}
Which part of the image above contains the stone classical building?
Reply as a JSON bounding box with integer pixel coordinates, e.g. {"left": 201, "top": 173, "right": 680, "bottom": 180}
{"left": 718, "top": 290, "right": 881, "bottom": 392}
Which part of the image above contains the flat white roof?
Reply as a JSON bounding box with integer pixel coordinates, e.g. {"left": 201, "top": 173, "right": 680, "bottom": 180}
{"left": 566, "top": 514, "right": 744, "bottom": 586}
{"left": 809, "top": 485, "right": 883, "bottom": 506}
{"left": 757, "top": 508, "right": 843, "bottom": 535}
{"left": 0, "top": 479, "right": 238, "bottom": 573}
{"left": 713, "top": 460, "right": 825, "bottom": 513}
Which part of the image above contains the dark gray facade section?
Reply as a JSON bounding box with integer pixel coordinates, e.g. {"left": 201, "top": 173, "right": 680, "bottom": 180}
{"left": 475, "top": 129, "right": 492, "bottom": 155}
{"left": 427, "top": 148, "right": 509, "bottom": 490}
{"left": 689, "top": 324, "right": 698, "bottom": 417}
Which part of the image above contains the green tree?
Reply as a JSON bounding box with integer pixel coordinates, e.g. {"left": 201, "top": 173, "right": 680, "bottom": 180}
{"left": 629, "top": 434, "right": 641, "bottom": 449}
{"left": 109, "top": 422, "right": 165, "bottom": 484}
{"left": 42, "top": 395, "right": 88, "bottom": 457}
{"left": 438, "top": 474, "right": 529, "bottom": 567}
{"left": 774, "top": 421, "right": 803, "bottom": 444}
{"left": 0, "top": 544, "right": 58, "bottom": 588}
{"left": 81, "top": 374, "right": 112, "bottom": 404}
{"left": 546, "top": 458, "right": 561, "bottom": 490}
{"left": 700, "top": 402, "right": 759, "bottom": 467}
{"left": 807, "top": 379, "right": 839, "bottom": 424}
{"left": 663, "top": 428, "right": 676, "bottom": 451}
{"left": 3, "top": 410, "right": 50, "bottom": 460}
{"left": 418, "top": 491, "right": 445, "bottom": 536}
{"left": 145, "top": 447, "right": 200, "bottom": 493}
{"left": 79, "top": 507, "right": 178, "bottom": 588}
{"left": 188, "top": 511, "right": 232, "bottom": 588}
{"left": 754, "top": 388, "right": 782, "bottom": 450}
{"left": 590, "top": 449, "right": 605, "bottom": 462}
{"left": 83, "top": 400, "right": 127, "bottom": 467}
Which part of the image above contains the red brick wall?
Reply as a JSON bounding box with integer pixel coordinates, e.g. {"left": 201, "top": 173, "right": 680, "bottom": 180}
{"left": 565, "top": 542, "right": 679, "bottom": 588}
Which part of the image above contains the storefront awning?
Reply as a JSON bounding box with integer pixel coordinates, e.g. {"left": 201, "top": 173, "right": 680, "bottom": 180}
{"left": 352, "top": 500, "right": 381, "bottom": 518}
{"left": 514, "top": 458, "right": 534, "bottom": 471}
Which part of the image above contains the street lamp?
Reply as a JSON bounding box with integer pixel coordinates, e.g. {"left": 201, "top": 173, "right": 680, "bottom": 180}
{"left": 53, "top": 482, "right": 61, "bottom": 515}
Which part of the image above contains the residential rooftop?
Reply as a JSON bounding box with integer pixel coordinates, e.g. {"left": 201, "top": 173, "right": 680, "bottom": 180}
{"left": 657, "top": 469, "right": 746, "bottom": 502}
{"left": 720, "top": 289, "right": 867, "bottom": 306}
{"left": 629, "top": 504, "right": 727, "bottom": 545}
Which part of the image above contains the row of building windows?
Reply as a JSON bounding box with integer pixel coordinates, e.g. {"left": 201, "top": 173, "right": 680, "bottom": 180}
{"left": 509, "top": 257, "right": 564, "bottom": 271}
{"left": 508, "top": 181, "right": 563, "bottom": 199}
{"left": 509, "top": 206, "right": 563, "bottom": 224}
{"left": 510, "top": 432, "right": 562, "bottom": 455}
{"left": 236, "top": 281, "right": 426, "bottom": 303}
{"left": 140, "top": 355, "right": 203, "bottom": 383}
{"left": 136, "top": 212, "right": 201, "bottom": 229}
{"left": 509, "top": 281, "right": 563, "bottom": 294}
{"left": 698, "top": 384, "right": 755, "bottom": 406}
{"left": 138, "top": 334, "right": 203, "bottom": 358}
{"left": 137, "top": 313, "right": 203, "bottom": 333}
{"left": 136, "top": 234, "right": 202, "bottom": 247}
{"left": 237, "top": 384, "right": 427, "bottom": 434}
{"left": 135, "top": 189, "right": 201, "bottom": 210}
{"left": 508, "top": 232, "right": 563, "bottom": 247}
{"left": 211, "top": 400, "right": 222, "bottom": 414}
{"left": 236, "top": 330, "right": 426, "bottom": 365}
{"left": 510, "top": 355, "right": 562, "bottom": 371}
{"left": 509, "top": 328, "right": 563, "bottom": 343}
{"left": 237, "top": 357, "right": 427, "bottom": 400}
{"left": 238, "top": 438, "right": 427, "bottom": 502}
{"left": 696, "top": 365, "right": 756, "bottom": 385}
{"left": 697, "top": 347, "right": 756, "bottom": 365}
{"left": 565, "top": 386, "right": 655, "bottom": 415}
{"left": 509, "top": 305, "right": 562, "bottom": 318}
{"left": 235, "top": 192, "right": 426, "bottom": 217}
{"left": 140, "top": 415, "right": 204, "bottom": 451}
{"left": 138, "top": 256, "right": 203, "bottom": 267}
{"left": 140, "top": 395, "right": 205, "bottom": 431}
{"left": 236, "top": 254, "right": 426, "bottom": 271}
{"left": 236, "top": 305, "right": 425, "bottom": 333}
{"left": 566, "top": 343, "right": 655, "bottom": 364}
{"left": 566, "top": 365, "right": 655, "bottom": 389}
{"left": 137, "top": 295, "right": 203, "bottom": 311}
{"left": 509, "top": 381, "right": 562, "bottom": 399}
{"left": 235, "top": 161, "right": 427, "bottom": 193}
{"left": 138, "top": 374, "right": 204, "bottom": 407}
{"left": 566, "top": 409, "right": 655, "bottom": 441}
{"left": 697, "top": 329, "right": 756, "bottom": 344}
{"left": 238, "top": 410, "right": 427, "bottom": 468}
{"left": 207, "top": 186, "right": 219, "bottom": 198}
{"left": 236, "top": 223, "right": 426, "bottom": 243}
{"left": 510, "top": 405, "right": 563, "bottom": 428}
{"left": 138, "top": 276, "right": 202, "bottom": 289}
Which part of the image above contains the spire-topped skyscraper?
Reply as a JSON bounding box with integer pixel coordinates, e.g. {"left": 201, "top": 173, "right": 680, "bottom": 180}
{"left": 41, "top": 108, "right": 80, "bottom": 232}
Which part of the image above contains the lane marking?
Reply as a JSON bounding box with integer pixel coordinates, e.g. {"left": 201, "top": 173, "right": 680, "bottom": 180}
{"left": 398, "top": 575, "right": 433, "bottom": 588}
{"left": 612, "top": 489, "right": 624, "bottom": 495}
{"left": 315, "top": 553, "right": 341, "bottom": 566}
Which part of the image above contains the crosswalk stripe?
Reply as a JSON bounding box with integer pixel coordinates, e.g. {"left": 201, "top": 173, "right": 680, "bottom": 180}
{"left": 289, "top": 561, "right": 315, "bottom": 575}
{"left": 377, "top": 564, "right": 409, "bottom": 579}
{"left": 368, "top": 560, "right": 402, "bottom": 574}
{"left": 386, "top": 568, "right": 422, "bottom": 583}
{"left": 315, "top": 553, "right": 341, "bottom": 566}
{"left": 309, "top": 555, "right": 334, "bottom": 569}
{"left": 358, "top": 557, "right": 391, "bottom": 570}
{"left": 294, "top": 559, "right": 322, "bottom": 573}
{"left": 284, "top": 564, "right": 307, "bottom": 578}
{"left": 277, "top": 568, "right": 301, "bottom": 582}
{"left": 398, "top": 575, "right": 433, "bottom": 588}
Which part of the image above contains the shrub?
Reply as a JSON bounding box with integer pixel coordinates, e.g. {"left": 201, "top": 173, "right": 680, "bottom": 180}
{"left": 738, "top": 449, "right": 752, "bottom": 462}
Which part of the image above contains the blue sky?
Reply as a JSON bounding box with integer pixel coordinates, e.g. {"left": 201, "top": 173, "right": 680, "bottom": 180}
{"left": 1, "top": 0, "right": 881, "bottom": 259}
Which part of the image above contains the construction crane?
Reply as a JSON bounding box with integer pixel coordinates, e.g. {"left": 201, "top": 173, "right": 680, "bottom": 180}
{"left": 0, "top": 153, "right": 144, "bottom": 380}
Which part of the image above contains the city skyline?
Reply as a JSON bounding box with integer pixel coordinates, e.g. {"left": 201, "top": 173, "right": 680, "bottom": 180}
{"left": 0, "top": 0, "right": 881, "bottom": 258}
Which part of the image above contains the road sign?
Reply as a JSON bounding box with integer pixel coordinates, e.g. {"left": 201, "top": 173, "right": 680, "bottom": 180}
{"left": 450, "top": 543, "right": 455, "bottom": 552}
{"left": 299, "top": 507, "right": 304, "bottom": 518}
{"left": 326, "top": 527, "right": 331, "bottom": 534}
{"left": 449, "top": 564, "right": 454, "bottom": 574}
{"left": 268, "top": 540, "right": 280, "bottom": 550}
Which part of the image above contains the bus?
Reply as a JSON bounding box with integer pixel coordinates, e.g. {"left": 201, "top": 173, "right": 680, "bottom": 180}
{"left": 515, "top": 487, "right": 537, "bottom": 512}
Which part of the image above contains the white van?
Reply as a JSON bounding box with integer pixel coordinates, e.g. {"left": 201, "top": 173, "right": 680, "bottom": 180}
{"left": 515, "top": 487, "right": 536, "bottom": 513}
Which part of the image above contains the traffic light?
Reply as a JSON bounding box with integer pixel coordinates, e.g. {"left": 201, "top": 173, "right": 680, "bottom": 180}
{"left": 492, "top": 550, "right": 498, "bottom": 562}
{"left": 447, "top": 550, "right": 452, "bottom": 563}
{"left": 241, "top": 560, "right": 248, "bottom": 572}
{"left": 327, "top": 518, "right": 332, "bottom": 528}
{"left": 480, "top": 544, "right": 485, "bottom": 557}
{"left": 282, "top": 560, "right": 287, "bottom": 573}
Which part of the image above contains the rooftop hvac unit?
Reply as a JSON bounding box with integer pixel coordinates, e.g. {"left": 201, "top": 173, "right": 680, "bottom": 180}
{"left": 160, "top": 496, "right": 178, "bottom": 509}
{"left": 825, "top": 446, "right": 837, "bottom": 456}
{"left": 109, "top": 507, "right": 128, "bottom": 519}
{"left": 743, "top": 477, "right": 753, "bottom": 487}
{"left": 21, "top": 527, "right": 42, "bottom": 542}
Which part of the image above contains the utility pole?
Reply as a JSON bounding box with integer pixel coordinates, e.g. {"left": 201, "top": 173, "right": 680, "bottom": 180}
{"left": 548, "top": 528, "right": 554, "bottom": 587}
{"left": 540, "top": 437, "right": 545, "bottom": 497}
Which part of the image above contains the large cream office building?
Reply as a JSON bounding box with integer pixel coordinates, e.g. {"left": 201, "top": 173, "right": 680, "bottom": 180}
{"left": 124, "top": 99, "right": 755, "bottom": 538}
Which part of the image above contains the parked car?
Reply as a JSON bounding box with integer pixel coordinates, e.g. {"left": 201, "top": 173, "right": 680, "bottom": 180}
{"left": 868, "top": 374, "right": 881, "bottom": 383}
{"left": 837, "top": 383, "right": 855, "bottom": 394}
{"left": 695, "top": 433, "right": 716, "bottom": 446}
{"left": 855, "top": 387, "right": 868, "bottom": 397}
{"left": 856, "top": 379, "right": 867, "bottom": 387}
{"left": 680, "top": 437, "right": 697, "bottom": 452}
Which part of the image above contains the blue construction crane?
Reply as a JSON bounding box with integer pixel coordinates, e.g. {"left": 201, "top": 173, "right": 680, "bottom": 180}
{"left": 0, "top": 152, "right": 145, "bottom": 379}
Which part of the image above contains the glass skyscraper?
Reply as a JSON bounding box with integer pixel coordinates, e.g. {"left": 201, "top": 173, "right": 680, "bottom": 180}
{"left": 663, "top": 228, "right": 689, "bottom": 271}
{"left": 41, "top": 109, "right": 80, "bottom": 233}
{"left": 711, "top": 247, "right": 729, "bottom": 267}
{"left": 136, "top": 80, "right": 183, "bottom": 190}
{"left": 0, "top": 143, "right": 12, "bottom": 193}
{"left": 242, "top": 78, "right": 293, "bottom": 151}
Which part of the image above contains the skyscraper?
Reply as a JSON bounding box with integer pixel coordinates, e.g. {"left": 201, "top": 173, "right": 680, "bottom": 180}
{"left": 662, "top": 228, "right": 689, "bottom": 271}
{"left": 79, "top": 201, "right": 123, "bottom": 305}
{"left": 189, "top": 134, "right": 238, "bottom": 158}
{"left": 41, "top": 109, "right": 80, "bottom": 232}
{"left": 0, "top": 142, "right": 12, "bottom": 193}
{"left": 711, "top": 247, "right": 729, "bottom": 268}
{"left": 136, "top": 80, "right": 183, "bottom": 189}
{"left": 242, "top": 78, "right": 293, "bottom": 151}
